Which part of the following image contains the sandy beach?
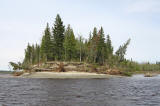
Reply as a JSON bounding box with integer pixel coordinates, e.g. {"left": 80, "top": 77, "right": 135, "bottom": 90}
{"left": 20, "top": 71, "right": 116, "bottom": 79}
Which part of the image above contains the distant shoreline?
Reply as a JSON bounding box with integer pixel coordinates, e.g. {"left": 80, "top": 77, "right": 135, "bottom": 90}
{"left": 0, "top": 71, "right": 12, "bottom": 74}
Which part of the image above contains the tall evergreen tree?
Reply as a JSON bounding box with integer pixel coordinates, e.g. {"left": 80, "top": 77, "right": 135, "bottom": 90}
{"left": 40, "top": 23, "right": 52, "bottom": 61}
{"left": 92, "top": 27, "right": 98, "bottom": 63}
{"left": 52, "top": 14, "right": 65, "bottom": 60}
{"left": 87, "top": 27, "right": 98, "bottom": 63}
{"left": 40, "top": 33, "right": 47, "bottom": 61}
{"left": 31, "top": 44, "right": 36, "bottom": 64}
{"left": 22, "top": 43, "right": 41, "bottom": 69}
{"left": 97, "top": 27, "right": 106, "bottom": 65}
{"left": 35, "top": 44, "right": 40, "bottom": 66}
{"left": 24, "top": 43, "right": 32, "bottom": 63}
{"left": 92, "top": 27, "right": 97, "bottom": 38}
{"left": 23, "top": 43, "right": 33, "bottom": 68}
{"left": 64, "top": 25, "right": 76, "bottom": 61}
{"left": 106, "top": 34, "right": 113, "bottom": 59}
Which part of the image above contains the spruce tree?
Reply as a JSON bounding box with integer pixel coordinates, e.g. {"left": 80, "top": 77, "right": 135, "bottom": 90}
{"left": 35, "top": 44, "right": 40, "bottom": 66}
{"left": 92, "top": 27, "right": 97, "bottom": 38}
{"left": 91, "top": 27, "right": 98, "bottom": 63}
{"left": 87, "top": 27, "right": 98, "bottom": 63}
{"left": 116, "top": 39, "right": 131, "bottom": 62}
{"left": 97, "top": 27, "right": 106, "bottom": 65}
{"left": 92, "top": 27, "right": 98, "bottom": 63}
{"left": 52, "top": 14, "right": 65, "bottom": 60}
{"left": 106, "top": 34, "right": 113, "bottom": 59}
{"left": 40, "top": 23, "right": 52, "bottom": 61}
{"left": 64, "top": 25, "right": 76, "bottom": 61}
{"left": 23, "top": 43, "right": 32, "bottom": 65}
{"left": 31, "top": 44, "right": 35, "bottom": 64}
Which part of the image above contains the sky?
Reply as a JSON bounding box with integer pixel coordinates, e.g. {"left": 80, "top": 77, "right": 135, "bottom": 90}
{"left": 0, "top": 0, "right": 160, "bottom": 70}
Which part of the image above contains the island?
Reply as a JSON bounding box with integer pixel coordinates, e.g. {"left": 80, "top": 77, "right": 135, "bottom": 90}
{"left": 9, "top": 14, "right": 160, "bottom": 78}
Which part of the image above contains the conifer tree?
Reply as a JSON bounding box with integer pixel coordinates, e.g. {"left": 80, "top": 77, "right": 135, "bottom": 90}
{"left": 23, "top": 43, "right": 32, "bottom": 66}
{"left": 52, "top": 14, "right": 65, "bottom": 60}
{"left": 92, "top": 27, "right": 98, "bottom": 63}
{"left": 87, "top": 27, "right": 98, "bottom": 63}
{"left": 31, "top": 44, "right": 36, "bottom": 64}
{"left": 106, "top": 34, "right": 113, "bottom": 59}
{"left": 22, "top": 43, "right": 41, "bottom": 69}
{"left": 116, "top": 39, "right": 131, "bottom": 62}
{"left": 35, "top": 44, "right": 40, "bottom": 66}
{"left": 64, "top": 25, "right": 76, "bottom": 61}
{"left": 91, "top": 27, "right": 98, "bottom": 63}
{"left": 97, "top": 27, "right": 106, "bottom": 65}
{"left": 40, "top": 23, "right": 52, "bottom": 61}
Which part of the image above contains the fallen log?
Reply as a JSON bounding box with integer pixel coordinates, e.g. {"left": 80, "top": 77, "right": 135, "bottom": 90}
{"left": 34, "top": 68, "right": 54, "bottom": 72}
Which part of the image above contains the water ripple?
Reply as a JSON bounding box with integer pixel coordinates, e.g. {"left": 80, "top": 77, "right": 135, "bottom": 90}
{"left": 0, "top": 76, "right": 159, "bottom": 106}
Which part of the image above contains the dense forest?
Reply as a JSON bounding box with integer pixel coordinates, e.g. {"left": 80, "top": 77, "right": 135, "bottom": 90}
{"left": 10, "top": 14, "right": 160, "bottom": 75}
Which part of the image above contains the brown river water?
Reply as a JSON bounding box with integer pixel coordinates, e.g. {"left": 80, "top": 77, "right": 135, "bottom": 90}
{"left": 0, "top": 74, "right": 160, "bottom": 106}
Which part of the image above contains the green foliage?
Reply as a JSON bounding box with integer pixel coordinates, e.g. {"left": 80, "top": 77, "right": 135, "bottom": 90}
{"left": 96, "top": 27, "right": 106, "bottom": 65}
{"left": 116, "top": 39, "right": 131, "bottom": 62}
{"left": 23, "top": 43, "right": 32, "bottom": 64}
{"left": 87, "top": 27, "right": 98, "bottom": 63}
{"left": 23, "top": 43, "right": 41, "bottom": 69}
{"left": 138, "top": 63, "right": 160, "bottom": 72}
{"left": 87, "top": 27, "right": 111, "bottom": 65}
{"left": 40, "top": 23, "right": 52, "bottom": 61}
{"left": 121, "top": 71, "right": 132, "bottom": 76}
{"left": 106, "top": 35, "right": 113, "bottom": 59}
{"left": 75, "top": 35, "right": 85, "bottom": 62}
{"left": 35, "top": 44, "right": 40, "bottom": 66}
{"left": 9, "top": 62, "right": 22, "bottom": 70}
{"left": 52, "top": 14, "right": 65, "bottom": 60}
{"left": 64, "top": 25, "right": 76, "bottom": 61}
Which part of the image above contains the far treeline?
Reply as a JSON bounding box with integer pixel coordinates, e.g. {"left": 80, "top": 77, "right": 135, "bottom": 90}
{"left": 10, "top": 14, "right": 160, "bottom": 73}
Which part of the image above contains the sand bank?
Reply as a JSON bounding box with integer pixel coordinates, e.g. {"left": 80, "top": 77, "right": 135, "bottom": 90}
{"left": 21, "top": 71, "right": 117, "bottom": 79}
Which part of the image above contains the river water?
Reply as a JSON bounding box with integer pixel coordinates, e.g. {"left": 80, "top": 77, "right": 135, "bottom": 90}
{"left": 0, "top": 75, "right": 160, "bottom": 106}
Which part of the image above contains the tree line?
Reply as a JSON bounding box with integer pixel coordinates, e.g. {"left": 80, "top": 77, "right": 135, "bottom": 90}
{"left": 22, "top": 14, "right": 130, "bottom": 69}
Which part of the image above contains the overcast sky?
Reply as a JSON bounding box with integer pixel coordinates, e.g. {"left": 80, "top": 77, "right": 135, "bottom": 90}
{"left": 0, "top": 0, "right": 160, "bottom": 70}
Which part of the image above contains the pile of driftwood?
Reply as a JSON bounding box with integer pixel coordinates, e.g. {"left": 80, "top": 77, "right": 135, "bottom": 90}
{"left": 33, "top": 62, "right": 86, "bottom": 72}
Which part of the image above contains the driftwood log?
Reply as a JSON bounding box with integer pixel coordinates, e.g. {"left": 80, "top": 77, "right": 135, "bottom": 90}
{"left": 34, "top": 68, "right": 53, "bottom": 72}
{"left": 57, "top": 62, "right": 66, "bottom": 72}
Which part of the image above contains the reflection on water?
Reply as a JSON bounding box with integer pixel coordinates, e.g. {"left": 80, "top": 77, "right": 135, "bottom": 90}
{"left": 0, "top": 75, "right": 160, "bottom": 106}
